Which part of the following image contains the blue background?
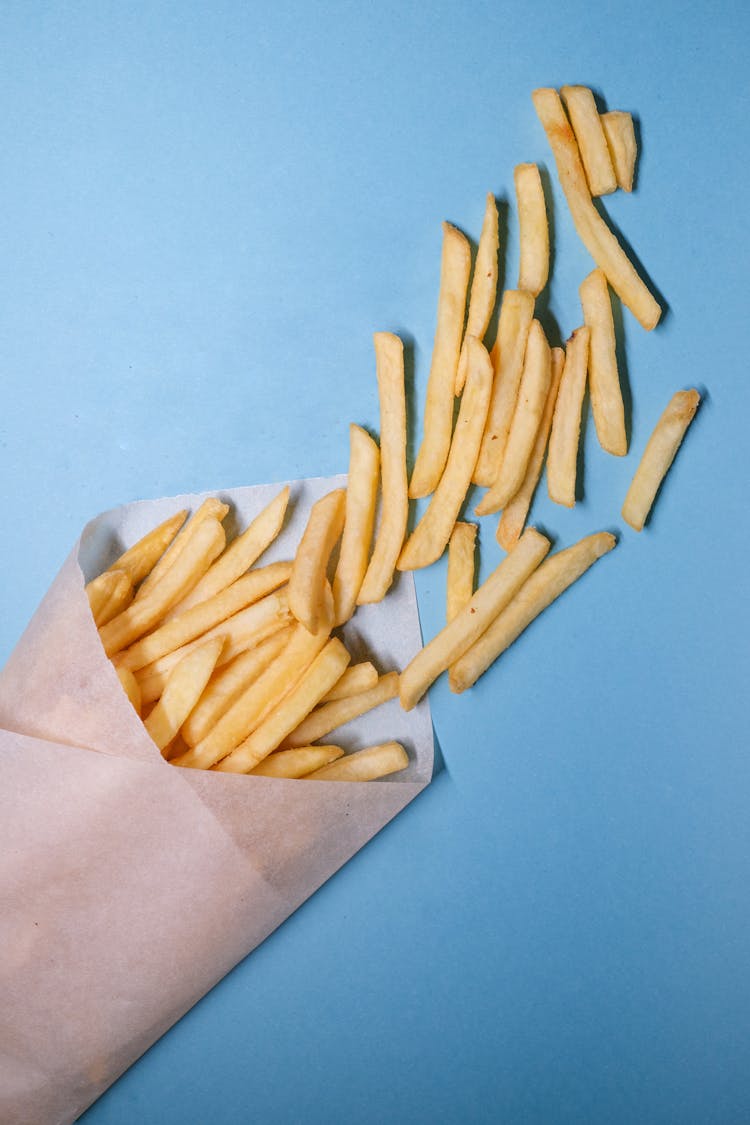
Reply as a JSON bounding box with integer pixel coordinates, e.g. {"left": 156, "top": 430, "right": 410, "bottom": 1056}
{"left": 1, "top": 2, "right": 748, "bottom": 1122}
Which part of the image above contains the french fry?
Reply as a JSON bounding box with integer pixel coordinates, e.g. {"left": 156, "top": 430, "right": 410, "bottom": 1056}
{"left": 515, "top": 163, "right": 549, "bottom": 296}
{"left": 332, "top": 425, "right": 380, "bottom": 625}
{"left": 288, "top": 488, "right": 346, "bottom": 633}
{"left": 474, "top": 290, "right": 535, "bottom": 486}
{"left": 280, "top": 671, "right": 399, "bottom": 749}
{"left": 532, "top": 88, "right": 660, "bottom": 330}
{"left": 320, "top": 662, "right": 379, "bottom": 704}
{"left": 99, "top": 518, "right": 225, "bottom": 657}
{"left": 621, "top": 390, "right": 700, "bottom": 531}
{"left": 601, "top": 111, "right": 637, "bottom": 193}
{"left": 579, "top": 268, "right": 626, "bottom": 456}
{"left": 547, "top": 326, "right": 590, "bottom": 508}
{"left": 450, "top": 532, "right": 616, "bottom": 692}
{"left": 409, "top": 223, "right": 471, "bottom": 498}
{"left": 475, "top": 320, "right": 551, "bottom": 516}
{"left": 248, "top": 745, "right": 345, "bottom": 779}
{"left": 168, "top": 486, "right": 290, "bottom": 616}
{"left": 398, "top": 337, "right": 492, "bottom": 570}
{"left": 306, "top": 742, "right": 409, "bottom": 782}
{"left": 455, "top": 193, "right": 499, "bottom": 394}
{"left": 214, "top": 637, "right": 351, "bottom": 774}
{"left": 86, "top": 569, "right": 133, "bottom": 628}
{"left": 144, "top": 638, "right": 223, "bottom": 753}
{"left": 399, "top": 527, "right": 551, "bottom": 710}
{"left": 102, "top": 510, "right": 187, "bottom": 586}
{"left": 560, "top": 85, "right": 617, "bottom": 196}
{"left": 357, "top": 333, "right": 408, "bottom": 604}
{"left": 497, "top": 346, "right": 565, "bottom": 550}
{"left": 447, "top": 522, "right": 477, "bottom": 623}
{"left": 115, "top": 664, "right": 142, "bottom": 716}
{"left": 135, "top": 498, "right": 229, "bottom": 600}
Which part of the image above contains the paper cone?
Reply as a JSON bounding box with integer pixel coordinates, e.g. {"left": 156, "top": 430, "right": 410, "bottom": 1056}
{"left": 0, "top": 476, "right": 433, "bottom": 1125}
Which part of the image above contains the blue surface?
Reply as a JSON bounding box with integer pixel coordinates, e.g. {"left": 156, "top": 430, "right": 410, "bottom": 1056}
{"left": 1, "top": 2, "right": 748, "bottom": 1122}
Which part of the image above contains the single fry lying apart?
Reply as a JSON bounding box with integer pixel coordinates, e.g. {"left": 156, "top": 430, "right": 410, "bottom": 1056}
{"left": 321, "top": 662, "right": 379, "bottom": 704}
{"left": 447, "top": 522, "right": 477, "bottom": 623}
{"left": 288, "top": 488, "right": 346, "bottom": 633}
{"left": 515, "top": 163, "right": 549, "bottom": 296}
{"left": 560, "top": 85, "right": 617, "bottom": 196}
{"left": 399, "top": 527, "right": 550, "bottom": 710}
{"left": 474, "top": 289, "right": 535, "bottom": 486}
{"left": 281, "top": 671, "right": 399, "bottom": 749}
{"left": 306, "top": 742, "right": 409, "bottom": 782}
{"left": 399, "top": 337, "right": 492, "bottom": 570}
{"left": 547, "top": 326, "right": 590, "bottom": 508}
{"left": 497, "top": 346, "right": 564, "bottom": 550}
{"left": 409, "top": 223, "right": 471, "bottom": 498}
{"left": 580, "top": 268, "right": 626, "bottom": 456}
{"left": 103, "top": 510, "right": 187, "bottom": 587}
{"left": 357, "top": 333, "right": 408, "bottom": 604}
{"left": 136, "top": 498, "right": 229, "bottom": 600}
{"left": 87, "top": 569, "right": 133, "bottom": 628}
{"left": 144, "top": 638, "right": 223, "bottom": 753}
{"left": 455, "top": 193, "right": 499, "bottom": 394}
{"left": 621, "top": 390, "right": 700, "bottom": 531}
{"left": 450, "top": 531, "right": 616, "bottom": 692}
{"left": 333, "top": 424, "right": 380, "bottom": 625}
{"left": 115, "top": 664, "right": 142, "bottom": 716}
{"left": 248, "top": 745, "right": 345, "bottom": 778}
{"left": 601, "top": 110, "right": 637, "bottom": 192}
{"left": 532, "top": 87, "right": 660, "bottom": 330}
{"left": 475, "top": 319, "right": 551, "bottom": 515}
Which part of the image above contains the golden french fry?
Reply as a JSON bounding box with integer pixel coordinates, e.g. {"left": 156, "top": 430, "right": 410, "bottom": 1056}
{"left": 398, "top": 527, "right": 550, "bottom": 710}
{"left": 455, "top": 193, "right": 499, "bottom": 394}
{"left": 134, "top": 592, "right": 292, "bottom": 706}
{"left": 497, "top": 346, "right": 565, "bottom": 550}
{"left": 532, "top": 88, "right": 660, "bottom": 330}
{"left": 332, "top": 425, "right": 380, "bottom": 625}
{"left": 475, "top": 320, "right": 551, "bottom": 516}
{"left": 579, "top": 268, "right": 626, "bottom": 457}
{"left": 515, "top": 163, "right": 549, "bottom": 296}
{"left": 144, "top": 638, "right": 223, "bottom": 753}
{"left": 288, "top": 488, "right": 346, "bottom": 634}
{"left": 248, "top": 745, "right": 345, "bottom": 778}
{"left": 280, "top": 671, "right": 399, "bottom": 749}
{"left": 409, "top": 223, "right": 471, "bottom": 497}
{"left": 474, "top": 290, "right": 535, "bottom": 486}
{"left": 450, "top": 532, "right": 616, "bottom": 692}
{"left": 622, "top": 390, "right": 700, "bottom": 531}
{"left": 99, "top": 518, "right": 225, "bottom": 657}
{"left": 398, "top": 337, "right": 492, "bottom": 570}
{"left": 115, "top": 664, "right": 141, "bottom": 716}
{"left": 306, "top": 742, "right": 408, "bottom": 782}
{"left": 87, "top": 569, "right": 133, "bottom": 628}
{"left": 560, "top": 86, "right": 617, "bottom": 196}
{"left": 213, "top": 637, "right": 351, "bottom": 774}
{"left": 601, "top": 110, "right": 637, "bottom": 193}
{"left": 102, "top": 510, "right": 188, "bottom": 587}
{"left": 169, "top": 486, "right": 290, "bottom": 616}
{"left": 181, "top": 628, "right": 292, "bottom": 746}
{"left": 447, "top": 522, "right": 477, "bottom": 623}
{"left": 547, "top": 326, "right": 590, "bottom": 508}
{"left": 136, "top": 498, "right": 229, "bottom": 600}
{"left": 357, "top": 333, "right": 408, "bottom": 604}
{"left": 320, "top": 662, "right": 379, "bottom": 704}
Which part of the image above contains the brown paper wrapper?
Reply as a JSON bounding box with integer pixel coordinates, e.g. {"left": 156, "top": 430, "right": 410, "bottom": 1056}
{"left": 0, "top": 476, "right": 433, "bottom": 1125}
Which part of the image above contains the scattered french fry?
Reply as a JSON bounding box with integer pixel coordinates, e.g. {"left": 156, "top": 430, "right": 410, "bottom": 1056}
{"left": 136, "top": 498, "right": 229, "bottom": 600}
{"left": 447, "top": 522, "right": 477, "bottom": 623}
{"left": 532, "top": 87, "right": 660, "bottom": 330}
{"left": 248, "top": 745, "right": 345, "bottom": 778}
{"left": 497, "top": 347, "right": 565, "bottom": 550}
{"left": 547, "top": 326, "right": 590, "bottom": 508}
{"left": 398, "top": 337, "right": 492, "bottom": 570}
{"left": 357, "top": 333, "right": 408, "bottom": 604}
{"left": 280, "top": 671, "right": 399, "bottom": 749}
{"left": 601, "top": 110, "right": 637, "bottom": 192}
{"left": 288, "top": 488, "right": 346, "bottom": 633}
{"left": 87, "top": 569, "right": 133, "bottom": 628}
{"left": 320, "top": 662, "right": 379, "bottom": 704}
{"left": 621, "top": 390, "right": 700, "bottom": 531}
{"left": 144, "top": 638, "right": 223, "bottom": 753}
{"left": 474, "top": 289, "right": 535, "bottom": 486}
{"left": 579, "top": 268, "right": 626, "bottom": 456}
{"left": 515, "top": 163, "right": 549, "bottom": 296}
{"left": 455, "top": 193, "right": 499, "bottom": 394}
{"left": 409, "top": 223, "right": 471, "bottom": 497}
{"left": 333, "top": 425, "right": 380, "bottom": 625}
{"left": 450, "top": 532, "right": 616, "bottom": 691}
{"left": 560, "top": 85, "right": 617, "bottom": 196}
{"left": 115, "top": 664, "right": 142, "bottom": 716}
{"left": 102, "top": 510, "right": 188, "bottom": 587}
{"left": 306, "top": 742, "right": 409, "bottom": 782}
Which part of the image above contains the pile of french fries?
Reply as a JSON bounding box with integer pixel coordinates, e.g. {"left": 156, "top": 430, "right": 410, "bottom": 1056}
{"left": 86, "top": 85, "right": 700, "bottom": 779}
